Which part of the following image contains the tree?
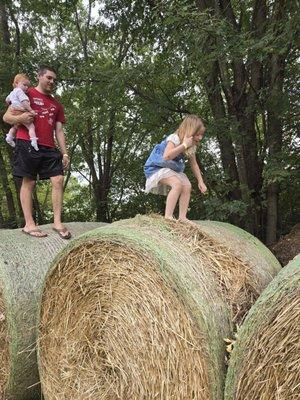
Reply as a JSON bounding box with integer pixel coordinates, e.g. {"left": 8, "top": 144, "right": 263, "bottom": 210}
{"left": 0, "top": 0, "right": 298, "bottom": 243}
{"left": 135, "top": 0, "right": 299, "bottom": 242}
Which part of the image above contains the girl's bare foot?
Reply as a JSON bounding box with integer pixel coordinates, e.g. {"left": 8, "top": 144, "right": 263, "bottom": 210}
{"left": 178, "top": 218, "right": 197, "bottom": 225}
{"left": 165, "top": 215, "right": 176, "bottom": 220}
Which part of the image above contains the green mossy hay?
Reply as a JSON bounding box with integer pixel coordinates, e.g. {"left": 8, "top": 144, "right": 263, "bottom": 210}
{"left": 225, "top": 254, "right": 300, "bottom": 400}
{"left": 0, "top": 222, "right": 102, "bottom": 400}
{"left": 0, "top": 287, "right": 9, "bottom": 398}
{"left": 38, "top": 222, "right": 230, "bottom": 400}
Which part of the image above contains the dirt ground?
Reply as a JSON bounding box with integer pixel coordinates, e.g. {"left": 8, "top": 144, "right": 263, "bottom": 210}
{"left": 272, "top": 224, "right": 300, "bottom": 266}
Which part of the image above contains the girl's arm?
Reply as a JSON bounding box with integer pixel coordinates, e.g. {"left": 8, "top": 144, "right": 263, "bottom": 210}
{"left": 163, "top": 136, "right": 194, "bottom": 160}
{"left": 189, "top": 154, "right": 207, "bottom": 193}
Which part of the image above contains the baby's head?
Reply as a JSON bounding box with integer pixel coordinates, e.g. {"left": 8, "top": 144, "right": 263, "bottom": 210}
{"left": 13, "top": 73, "right": 31, "bottom": 93}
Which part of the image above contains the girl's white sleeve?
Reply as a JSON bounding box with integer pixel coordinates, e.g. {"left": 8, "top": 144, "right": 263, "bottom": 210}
{"left": 166, "top": 133, "right": 180, "bottom": 146}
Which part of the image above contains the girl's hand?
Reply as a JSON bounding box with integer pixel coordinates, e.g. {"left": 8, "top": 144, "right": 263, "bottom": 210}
{"left": 183, "top": 136, "right": 194, "bottom": 149}
{"left": 198, "top": 182, "right": 207, "bottom": 194}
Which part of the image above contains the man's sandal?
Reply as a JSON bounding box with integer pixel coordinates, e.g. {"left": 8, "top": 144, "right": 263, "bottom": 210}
{"left": 52, "top": 227, "right": 71, "bottom": 240}
{"left": 22, "top": 228, "right": 48, "bottom": 238}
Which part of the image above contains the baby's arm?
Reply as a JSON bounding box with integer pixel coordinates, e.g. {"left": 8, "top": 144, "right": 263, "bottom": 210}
{"left": 189, "top": 154, "right": 207, "bottom": 193}
{"left": 21, "top": 100, "right": 36, "bottom": 115}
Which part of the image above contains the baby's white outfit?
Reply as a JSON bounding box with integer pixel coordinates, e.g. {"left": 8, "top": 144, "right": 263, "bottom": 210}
{"left": 5, "top": 88, "right": 39, "bottom": 151}
{"left": 6, "top": 88, "right": 29, "bottom": 109}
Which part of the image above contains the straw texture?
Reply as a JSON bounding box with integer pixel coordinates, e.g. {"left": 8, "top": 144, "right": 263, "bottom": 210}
{"left": 118, "top": 215, "right": 281, "bottom": 325}
{"left": 225, "top": 254, "right": 300, "bottom": 400}
{"left": 0, "top": 286, "right": 9, "bottom": 397}
{"left": 38, "top": 222, "right": 231, "bottom": 400}
{"left": 195, "top": 220, "right": 280, "bottom": 279}
{"left": 0, "top": 222, "right": 103, "bottom": 400}
{"left": 195, "top": 220, "right": 281, "bottom": 323}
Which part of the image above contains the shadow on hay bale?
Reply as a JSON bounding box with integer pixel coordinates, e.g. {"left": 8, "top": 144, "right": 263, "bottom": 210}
{"left": 225, "top": 254, "right": 300, "bottom": 400}
{"left": 38, "top": 221, "right": 231, "bottom": 400}
{"left": 0, "top": 222, "right": 103, "bottom": 400}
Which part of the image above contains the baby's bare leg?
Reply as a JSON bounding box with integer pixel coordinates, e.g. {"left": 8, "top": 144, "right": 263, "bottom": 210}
{"left": 24, "top": 122, "right": 39, "bottom": 151}
{"left": 6, "top": 125, "right": 17, "bottom": 147}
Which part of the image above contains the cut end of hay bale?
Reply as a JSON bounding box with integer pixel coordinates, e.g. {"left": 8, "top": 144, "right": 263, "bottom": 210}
{"left": 0, "top": 221, "right": 104, "bottom": 400}
{"left": 39, "top": 237, "right": 214, "bottom": 400}
{"left": 225, "top": 254, "right": 300, "bottom": 400}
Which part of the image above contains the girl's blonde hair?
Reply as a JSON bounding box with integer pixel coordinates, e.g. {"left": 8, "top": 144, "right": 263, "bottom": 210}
{"left": 176, "top": 114, "right": 204, "bottom": 157}
{"left": 13, "top": 73, "right": 29, "bottom": 88}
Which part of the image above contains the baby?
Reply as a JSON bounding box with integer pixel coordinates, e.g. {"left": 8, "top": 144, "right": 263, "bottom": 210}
{"left": 5, "top": 73, "right": 38, "bottom": 151}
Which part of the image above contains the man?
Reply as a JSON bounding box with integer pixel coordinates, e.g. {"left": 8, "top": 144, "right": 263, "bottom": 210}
{"left": 3, "top": 65, "right": 71, "bottom": 239}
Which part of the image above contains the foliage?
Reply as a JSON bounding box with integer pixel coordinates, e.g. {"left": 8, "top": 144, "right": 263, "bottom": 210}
{"left": 0, "top": 0, "right": 299, "bottom": 242}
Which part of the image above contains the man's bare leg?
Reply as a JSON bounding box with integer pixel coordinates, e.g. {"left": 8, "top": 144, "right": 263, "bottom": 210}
{"left": 21, "top": 177, "right": 47, "bottom": 237}
{"left": 51, "top": 175, "right": 70, "bottom": 238}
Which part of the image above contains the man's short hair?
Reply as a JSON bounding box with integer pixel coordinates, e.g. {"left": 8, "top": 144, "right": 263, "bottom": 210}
{"left": 38, "top": 65, "right": 57, "bottom": 76}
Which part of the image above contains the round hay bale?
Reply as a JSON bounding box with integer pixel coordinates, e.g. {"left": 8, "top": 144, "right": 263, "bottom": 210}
{"left": 117, "top": 215, "right": 281, "bottom": 325}
{"left": 272, "top": 223, "right": 300, "bottom": 266}
{"left": 195, "top": 220, "right": 281, "bottom": 277}
{"left": 0, "top": 222, "right": 103, "bottom": 400}
{"left": 0, "top": 289, "right": 9, "bottom": 396}
{"left": 225, "top": 254, "right": 300, "bottom": 400}
{"left": 38, "top": 223, "right": 231, "bottom": 400}
{"left": 194, "top": 220, "right": 281, "bottom": 324}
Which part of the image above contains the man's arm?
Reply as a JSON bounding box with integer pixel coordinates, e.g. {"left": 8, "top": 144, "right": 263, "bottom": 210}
{"left": 55, "top": 121, "right": 69, "bottom": 169}
{"left": 3, "top": 106, "right": 34, "bottom": 125}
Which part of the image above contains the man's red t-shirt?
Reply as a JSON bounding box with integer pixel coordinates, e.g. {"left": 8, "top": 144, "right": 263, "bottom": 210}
{"left": 16, "top": 87, "right": 65, "bottom": 148}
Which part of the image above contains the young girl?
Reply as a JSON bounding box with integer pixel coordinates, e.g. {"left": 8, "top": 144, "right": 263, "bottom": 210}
{"left": 144, "top": 114, "right": 207, "bottom": 221}
{"left": 5, "top": 73, "right": 38, "bottom": 151}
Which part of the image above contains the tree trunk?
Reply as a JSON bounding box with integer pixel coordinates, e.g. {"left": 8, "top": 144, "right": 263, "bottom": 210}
{"left": 0, "top": 205, "right": 4, "bottom": 227}
{"left": 95, "top": 186, "right": 110, "bottom": 222}
{"left": 266, "top": 183, "right": 279, "bottom": 245}
{"left": 5, "top": 147, "right": 23, "bottom": 216}
{"left": 33, "top": 187, "right": 45, "bottom": 225}
{"left": 196, "top": 0, "right": 262, "bottom": 235}
{"left": 0, "top": 148, "right": 18, "bottom": 226}
{"left": 0, "top": 1, "right": 10, "bottom": 44}
{"left": 265, "top": 55, "right": 285, "bottom": 245}
{"left": 204, "top": 62, "right": 241, "bottom": 202}
{"left": 265, "top": 1, "right": 287, "bottom": 245}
